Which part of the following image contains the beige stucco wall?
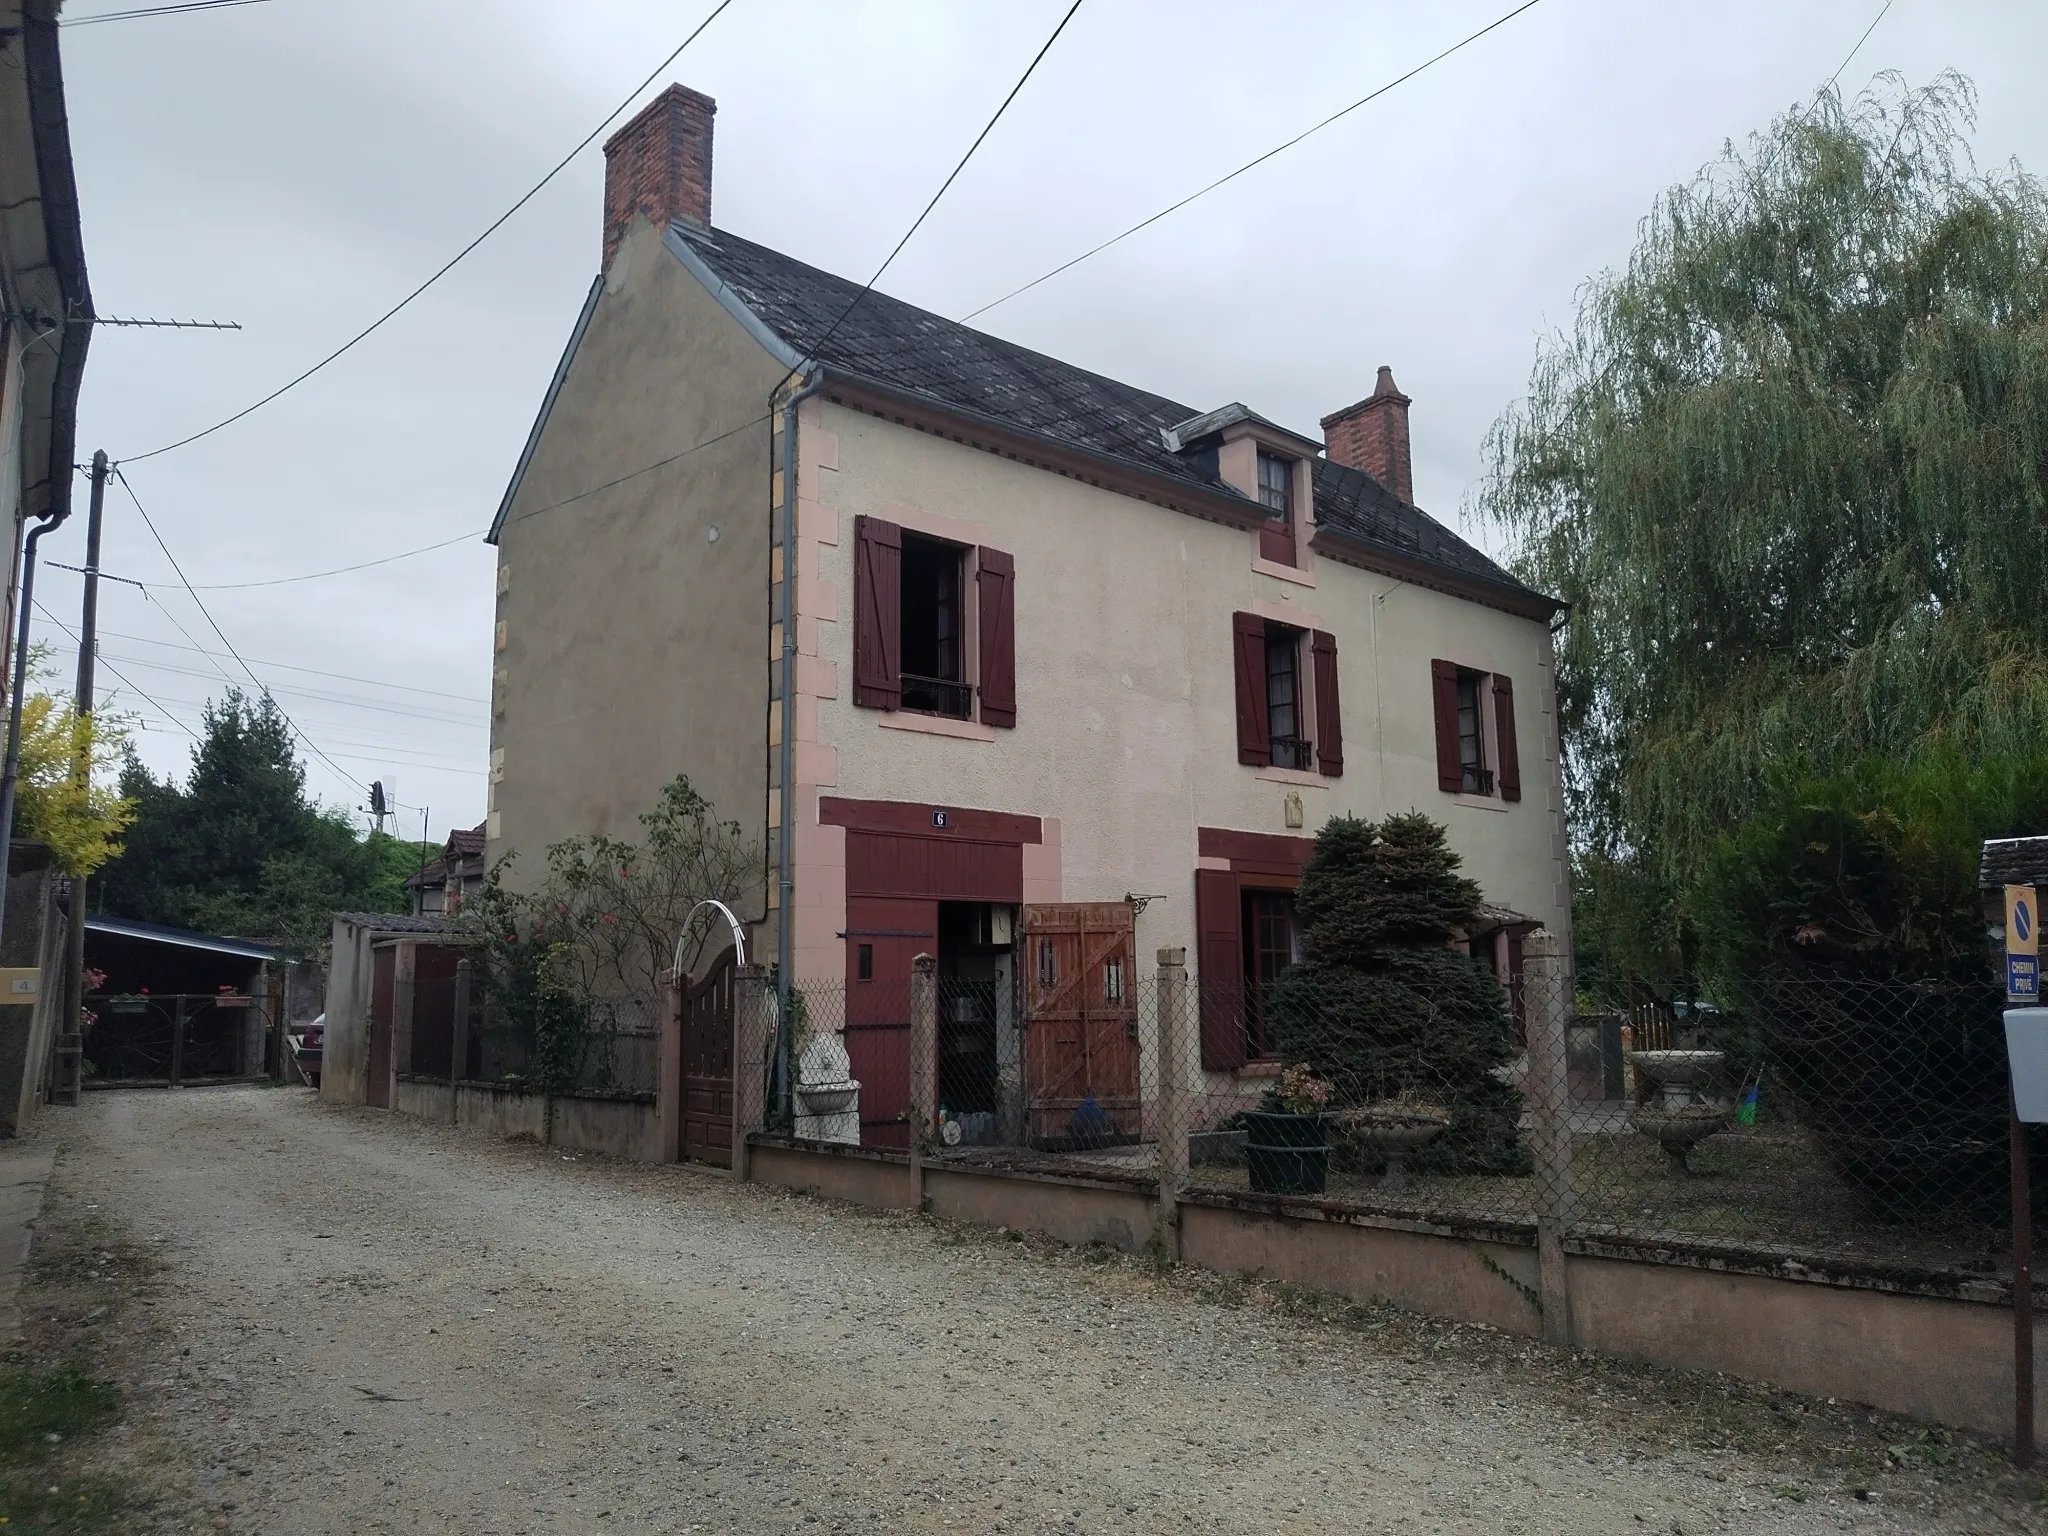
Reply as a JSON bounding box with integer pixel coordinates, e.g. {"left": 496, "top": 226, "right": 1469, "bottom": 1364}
{"left": 487, "top": 216, "right": 784, "bottom": 914}
{"left": 787, "top": 396, "right": 1570, "bottom": 987}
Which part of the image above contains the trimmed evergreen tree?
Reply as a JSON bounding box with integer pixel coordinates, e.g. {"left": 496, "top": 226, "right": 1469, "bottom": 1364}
{"left": 1267, "top": 813, "right": 1528, "bottom": 1175}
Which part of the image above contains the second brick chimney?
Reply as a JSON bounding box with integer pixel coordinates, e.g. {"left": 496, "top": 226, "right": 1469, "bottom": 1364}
{"left": 602, "top": 84, "right": 716, "bottom": 273}
{"left": 1321, "top": 366, "right": 1413, "bottom": 503}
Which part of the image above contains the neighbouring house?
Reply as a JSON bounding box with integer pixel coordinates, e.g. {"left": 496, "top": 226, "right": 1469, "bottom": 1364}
{"left": 486, "top": 83, "right": 1569, "bottom": 1151}
{"left": 406, "top": 822, "right": 487, "bottom": 917}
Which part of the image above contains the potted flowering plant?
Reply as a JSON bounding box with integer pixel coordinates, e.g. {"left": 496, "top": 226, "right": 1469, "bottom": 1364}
{"left": 1242, "top": 1063, "right": 1332, "bottom": 1196}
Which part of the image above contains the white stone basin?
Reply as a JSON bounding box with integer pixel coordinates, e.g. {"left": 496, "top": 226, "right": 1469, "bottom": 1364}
{"left": 796, "top": 1083, "right": 858, "bottom": 1114}
{"left": 1628, "top": 1049, "right": 1724, "bottom": 1089}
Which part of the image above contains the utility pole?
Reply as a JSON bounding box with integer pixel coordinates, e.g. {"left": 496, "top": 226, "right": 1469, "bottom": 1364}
{"left": 57, "top": 450, "right": 108, "bottom": 1100}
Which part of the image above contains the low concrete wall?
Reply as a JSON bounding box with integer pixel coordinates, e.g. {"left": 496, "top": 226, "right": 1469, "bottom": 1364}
{"left": 1179, "top": 1194, "right": 1544, "bottom": 1337}
{"left": 749, "top": 1139, "right": 919, "bottom": 1210}
{"left": 924, "top": 1166, "right": 1155, "bottom": 1253}
{"left": 387, "top": 1076, "right": 657, "bottom": 1161}
{"left": 1567, "top": 1248, "right": 2048, "bottom": 1443}
{"left": 744, "top": 1136, "right": 2046, "bottom": 1442}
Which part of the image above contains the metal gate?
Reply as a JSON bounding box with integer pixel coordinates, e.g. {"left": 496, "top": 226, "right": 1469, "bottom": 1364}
{"left": 680, "top": 952, "right": 735, "bottom": 1166}
{"left": 84, "top": 992, "right": 278, "bottom": 1086}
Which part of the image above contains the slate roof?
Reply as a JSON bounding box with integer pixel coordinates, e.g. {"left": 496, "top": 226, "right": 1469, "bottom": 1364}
{"left": 1981, "top": 838, "right": 2048, "bottom": 890}
{"left": 676, "top": 223, "right": 1533, "bottom": 597}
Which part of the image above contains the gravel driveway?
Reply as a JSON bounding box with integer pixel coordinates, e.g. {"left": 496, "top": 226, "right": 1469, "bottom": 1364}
{"left": 34, "top": 1085, "right": 2041, "bottom": 1534}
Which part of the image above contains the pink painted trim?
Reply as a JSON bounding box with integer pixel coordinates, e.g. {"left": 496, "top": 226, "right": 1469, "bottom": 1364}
{"left": 1022, "top": 816, "right": 1061, "bottom": 903}
{"left": 1247, "top": 593, "right": 1323, "bottom": 629}
{"left": 877, "top": 711, "right": 996, "bottom": 743}
{"left": 1254, "top": 764, "right": 1327, "bottom": 788}
{"left": 1252, "top": 557, "right": 1316, "bottom": 588}
{"left": 882, "top": 500, "right": 992, "bottom": 549}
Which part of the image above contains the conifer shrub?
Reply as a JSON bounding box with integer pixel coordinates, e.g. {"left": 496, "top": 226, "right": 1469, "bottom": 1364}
{"left": 1266, "top": 813, "right": 1529, "bottom": 1175}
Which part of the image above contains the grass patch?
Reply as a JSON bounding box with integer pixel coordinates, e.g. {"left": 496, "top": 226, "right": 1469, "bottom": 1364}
{"left": 0, "top": 1369, "right": 119, "bottom": 1463}
{"left": 0, "top": 1365, "right": 137, "bottom": 1531}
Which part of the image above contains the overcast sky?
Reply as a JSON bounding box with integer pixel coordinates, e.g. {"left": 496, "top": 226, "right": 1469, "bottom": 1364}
{"left": 37, "top": 0, "right": 2048, "bottom": 844}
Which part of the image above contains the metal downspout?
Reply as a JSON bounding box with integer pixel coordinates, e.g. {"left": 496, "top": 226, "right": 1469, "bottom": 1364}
{"left": 774, "top": 369, "right": 823, "bottom": 1119}
{"left": 0, "top": 504, "right": 73, "bottom": 941}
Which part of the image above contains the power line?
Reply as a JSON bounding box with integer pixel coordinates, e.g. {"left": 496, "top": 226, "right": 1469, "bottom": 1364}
{"left": 1826, "top": 0, "right": 1892, "bottom": 93}
{"left": 95, "top": 653, "right": 486, "bottom": 728}
{"left": 57, "top": 527, "right": 486, "bottom": 592}
{"left": 113, "top": 467, "right": 372, "bottom": 794}
{"left": 802, "top": 0, "right": 1089, "bottom": 366}
{"left": 89, "top": 627, "right": 487, "bottom": 704}
{"left": 960, "top": 0, "right": 1549, "bottom": 322}
{"left": 63, "top": 0, "right": 271, "bottom": 26}
{"left": 30, "top": 599, "right": 200, "bottom": 742}
{"left": 121, "top": 0, "right": 740, "bottom": 464}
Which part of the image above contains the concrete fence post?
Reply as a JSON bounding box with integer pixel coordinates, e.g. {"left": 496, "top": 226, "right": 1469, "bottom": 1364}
{"left": 909, "top": 953, "right": 938, "bottom": 1207}
{"left": 1154, "top": 947, "right": 1189, "bottom": 1261}
{"left": 658, "top": 968, "right": 683, "bottom": 1164}
{"left": 1522, "top": 927, "right": 1576, "bottom": 1348}
{"left": 733, "top": 963, "right": 771, "bottom": 1180}
{"left": 450, "top": 957, "right": 472, "bottom": 1125}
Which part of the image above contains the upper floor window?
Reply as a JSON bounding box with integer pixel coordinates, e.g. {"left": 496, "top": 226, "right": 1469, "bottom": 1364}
{"left": 851, "top": 516, "right": 1017, "bottom": 728}
{"left": 1265, "top": 624, "right": 1310, "bottom": 771}
{"left": 1256, "top": 451, "right": 1296, "bottom": 566}
{"left": 1232, "top": 613, "right": 1343, "bottom": 777}
{"left": 1431, "top": 659, "right": 1521, "bottom": 801}
{"left": 900, "top": 532, "right": 968, "bottom": 717}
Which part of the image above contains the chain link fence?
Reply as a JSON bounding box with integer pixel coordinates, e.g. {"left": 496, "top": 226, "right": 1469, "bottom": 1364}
{"left": 409, "top": 964, "right": 661, "bottom": 1099}
{"left": 757, "top": 953, "right": 2029, "bottom": 1281}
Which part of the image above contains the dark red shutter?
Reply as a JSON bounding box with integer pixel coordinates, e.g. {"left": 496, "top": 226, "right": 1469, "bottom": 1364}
{"left": 1311, "top": 629, "right": 1342, "bottom": 778}
{"left": 1431, "top": 659, "right": 1462, "bottom": 793}
{"left": 1196, "top": 868, "right": 1246, "bottom": 1072}
{"left": 976, "top": 546, "right": 1016, "bottom": 728}
{"left": 1493, "top": 673, "right": 1521, "bottom": 802}
{"left": 852, "top": 516, "right": 901, "bottom": 710}
{"left": 1233, "top": 613, "right": 1270, "bottom": 767}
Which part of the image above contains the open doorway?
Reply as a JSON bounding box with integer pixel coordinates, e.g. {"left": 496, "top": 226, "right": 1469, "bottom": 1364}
{"left": 937, "top": 902, "right": 1014, "bottom": 1140}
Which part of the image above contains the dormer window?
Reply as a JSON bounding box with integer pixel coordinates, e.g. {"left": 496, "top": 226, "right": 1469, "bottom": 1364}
{"left": 1256, "top": 450, "right": 1295, "bottom": 565}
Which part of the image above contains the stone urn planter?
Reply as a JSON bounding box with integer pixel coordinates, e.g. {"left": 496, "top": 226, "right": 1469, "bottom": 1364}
{"left": 1241, "top": 1110, "right": 1328, "bottom": 1196}
{"left": 1628, "top": 1048, "right": 1726, "bottom": 1175}
{"left": 1329, "top": 1106, "right": 1449, "bottom": 1188}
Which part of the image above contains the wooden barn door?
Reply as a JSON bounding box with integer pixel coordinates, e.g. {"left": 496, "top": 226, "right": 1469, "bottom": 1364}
{"left": 681, "top": 951, "right": 736, "bottom": 1167}
{"left": 1021, "top": 903, "right": 1138, "bottom": 1144}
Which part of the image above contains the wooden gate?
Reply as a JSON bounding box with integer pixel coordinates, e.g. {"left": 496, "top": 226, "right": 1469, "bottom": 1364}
{"left": 1021, "top": 902, "right": 1139, "bottom": 1144}
{"left": 680, "top": 950, "right": 736, "bottom": 1167}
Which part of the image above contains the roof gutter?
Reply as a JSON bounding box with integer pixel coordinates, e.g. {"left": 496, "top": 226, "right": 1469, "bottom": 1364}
{"left": 21, "top": 0, "right": 91, "bottom": 524}
{"left": 810, "top": 365, "right": 1272, "bottom": 535}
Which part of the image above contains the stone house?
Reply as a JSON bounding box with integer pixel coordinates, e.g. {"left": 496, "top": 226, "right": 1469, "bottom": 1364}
{"left": 487, "top": 82, "right": 1568, "bottom": 1146}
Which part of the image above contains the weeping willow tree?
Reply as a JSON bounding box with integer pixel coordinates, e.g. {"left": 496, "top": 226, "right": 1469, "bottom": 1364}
{"left": 1477, "top": 73, "right": 2048, "bottom": 985}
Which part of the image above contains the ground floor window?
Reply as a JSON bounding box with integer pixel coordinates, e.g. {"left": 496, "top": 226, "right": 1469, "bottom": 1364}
{"left": 1240, "top": 888, "right": 1300, "bottom": 1058}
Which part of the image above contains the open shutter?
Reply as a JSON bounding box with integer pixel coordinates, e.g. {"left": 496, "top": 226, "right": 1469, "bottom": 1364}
{"left": 852, "top": 516, "right": 901, "bottom": 710}
{"left": 1493, "top": 673, "right": 1521, "bottom": 802}
{"left": 1232, "top": 613, "right": 1270, "bottom": 767}
{"left": 976, "top": 546, "right": 1016, "bottom": 728}
{"left": 1311, "top": 630, "right": 1343, "bottom": 778}
{"left": 1431, "top": 659, "right": 1462, "bottom": 793}
{"left": 1196, "top": 868, "right": 1246, "bottom": 1072}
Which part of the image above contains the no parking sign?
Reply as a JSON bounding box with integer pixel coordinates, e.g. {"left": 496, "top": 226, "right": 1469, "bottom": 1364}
{"left": 2008, "top": 884, "right": 2039, "bottom": 1002}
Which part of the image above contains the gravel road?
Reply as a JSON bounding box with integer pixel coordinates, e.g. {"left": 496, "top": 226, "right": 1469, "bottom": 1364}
{"left": 36, "top": 1085, "right": 2041, "bottom": 1534}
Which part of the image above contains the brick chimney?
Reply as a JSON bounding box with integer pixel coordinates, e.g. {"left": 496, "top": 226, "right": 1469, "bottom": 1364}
{"left": 1321, "top": 366, "right": 1413, "bottom": 503}
{"left": 602, "top": 84, "right": 716, "bottom": 272}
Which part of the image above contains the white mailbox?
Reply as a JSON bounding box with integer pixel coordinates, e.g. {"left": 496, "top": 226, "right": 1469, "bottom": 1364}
{"left": 2006, "top": 1007, "right": 2048, "bottom": 1123}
